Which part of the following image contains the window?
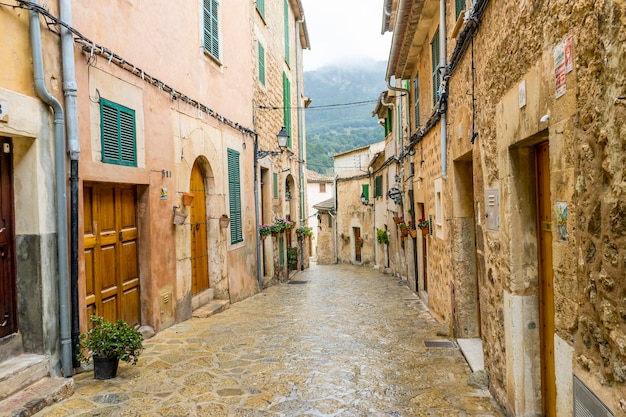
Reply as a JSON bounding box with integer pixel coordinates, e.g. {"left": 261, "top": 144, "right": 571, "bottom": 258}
{"left": 361, "top": 184, "right": 369, "bottom": 202}
{"left": 256, "top": 0, "right": 265, "bottom": 18}
{"left": 283, "top": 0, "right": 290, "bottom": 65}
{"left": 202, "top": 0, "right": 220, "bottom": 60}
{"left": 413, "top": 75, "right": 420, "bottom": 129}
{"left": 385, "top": 108, "right": 392, "bottom": 137}
{"left": 282, "top": 72, "right": 292, "bottom": 148}
{"left": 328, "top": 214, "right": 333, "bottom": 228}
{"left": 319, "top": 183, "right": 326, "bottom": 193}
{"left": 227, "top": 149, "right": 243, "bottom": 244}
{"left": 258, "top": 42, "right": 266, "bottom": 86}
{"left": 374, "top": 175, "right": 383, "bottom": 198}
{"left": 100, "top": 98, "right": 136, "bottom": 167}
{"left": 455, "top": 0, "right": 466, "bottom": 19}
{"left": 434, "top": 178, "right": 443, "bottom": 238}
{"left": 431, "top": 27, "right": 441, "bottom": 106}
{"left": 273, "top": 172, "right": 278, "bottom": 199}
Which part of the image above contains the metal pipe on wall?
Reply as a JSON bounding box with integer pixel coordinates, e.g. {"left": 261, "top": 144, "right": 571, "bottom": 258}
{"left": 29, "top": 3, "right": 73, "bottom": 377}
{"left": 439, "top": 0, "right": 447, "bottom": 180}
{"left": 59, "top": 0, "right": 81, "bottom": 369}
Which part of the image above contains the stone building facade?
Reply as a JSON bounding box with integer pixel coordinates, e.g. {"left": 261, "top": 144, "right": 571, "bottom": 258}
{"left": 253, "top": 0, "right": 310, "bottom": 286}
{"left": 383, "top": 0, "right": 626, "bottom": 415}
{"left": 0, "top": 0, "right": 308, "bottom": 409}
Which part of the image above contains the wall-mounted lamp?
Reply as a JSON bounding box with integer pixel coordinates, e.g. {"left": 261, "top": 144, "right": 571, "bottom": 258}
{"left": 257, "top": 127, "right": 290, "bottom": 159}
{"left": 360, "top": 192, "right": 373, "bottom": 207}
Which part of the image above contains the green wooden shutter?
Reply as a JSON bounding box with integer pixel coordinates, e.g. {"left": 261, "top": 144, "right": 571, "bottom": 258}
{"left": 283, "top": 72, "right": 292, "bottom": 148}
{"left": 227, "top": 149, "right": 243, "bottom": 244}
{"left": 362, "top": 184, "right": 369, "bottom": 202}
{"left": 279, "top": 236, "right": 285, "bottom": 266}
{"left": 385, "top": 108, "right": 392, "bottom": 136}
{"left": 203, "top": 0, "right": 220, "bottom": 59}
{"left": 256, "top": 0, "right": 265, "bottom": 18}
{"left": 414, "top": 75, "right": 421, "bottom": 128}
{"left": 455, "top": 0, "right": 465, "bottom": 19}
{"left": 284, "top": 0, "right": 290, "bottom": 65}
{"left": 431, "top": 27, "right": 441, "bottom": 106}
{"left": 258, "top": 42, "right": 266, "bottom": 86}
{"left": 100, "top": 98, "right": 136, "bottom": 167}
{"left": 273, "top": 172, "right": 278, "bottom": 199}
{"left": 374, "top": 175, "right": 383, "bottom": 198}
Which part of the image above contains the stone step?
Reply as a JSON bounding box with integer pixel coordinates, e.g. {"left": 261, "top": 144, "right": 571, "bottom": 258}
{"left": 0, "top": 376, "right": 74, "bottom": 417}
{"left": 192, "top": 299, "right": 230, "bottom": 319}
{"left": 0, "top": 355, "right": 48, "bottom": 402}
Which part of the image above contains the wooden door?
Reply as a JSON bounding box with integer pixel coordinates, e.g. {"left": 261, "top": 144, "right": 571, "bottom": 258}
{"left": 354, "top": 227, "right": 361, "bottom": 262}
{"left": 422, "top": 235, "right": 428, "bottom": 292}
{"left": 0, "top": 138, "right": 16, "bottom": 338}
{"left": 190, "top": 162, "right": 209, "bottom": 295}
{"left": 83, "top": 184, "right": 140, "bottom": 326}
{"left": 536, "top": 141, "right": 556, "bottom": 416}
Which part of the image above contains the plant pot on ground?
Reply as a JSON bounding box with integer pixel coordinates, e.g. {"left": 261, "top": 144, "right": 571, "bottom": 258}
{"left": 77, "top": 315, "right": 144, "bottom": 380}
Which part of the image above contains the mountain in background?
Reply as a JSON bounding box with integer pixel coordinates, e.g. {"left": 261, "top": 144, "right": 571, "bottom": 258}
{"left": 304, "top": 60, "right": 389, "bottom": 175}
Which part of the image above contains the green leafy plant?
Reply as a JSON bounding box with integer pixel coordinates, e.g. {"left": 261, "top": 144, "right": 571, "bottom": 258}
{"left": 77, "top": 315, "right": 144, "bottom": 365}
{"left": 259, "top": 224, "right": 272, "bottom": 236}
{"left": 376, "top": 229, "right": 389, "bottom": 244}
{"left": 295, "top": 226, "right": 313, "bottom": 240}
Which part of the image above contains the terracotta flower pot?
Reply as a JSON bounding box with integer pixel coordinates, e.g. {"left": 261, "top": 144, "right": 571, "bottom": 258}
{"left": 182, "top": 192, "right": 194, "bottom": 206}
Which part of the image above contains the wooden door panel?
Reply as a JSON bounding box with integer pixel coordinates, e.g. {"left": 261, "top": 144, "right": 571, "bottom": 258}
{"left": 99, "top": 188, "right": 116, "bottom": 231}
{"left": 123, "top": 287, "right": 140, "bottom": 326}
{"left": 190, "top": 162, "right": 209, "bottom": 295}
{"left": 121, "top": 241, "right": 138, "bottom": 282}
{"left": 0, "top": 138, "right": 17, "bottom": 338}
{"left": 536, "top": 141, "right": 556, "bottom": 416}
{"left": 83, "top": 183, "right": 140, "bottom": 324}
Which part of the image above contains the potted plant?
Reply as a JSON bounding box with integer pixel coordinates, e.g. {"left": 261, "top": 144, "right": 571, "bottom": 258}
{"left": 77, "top": 315, "right": 144, "bottom": 380}
{"left": 376, "top": 229, "right": 389, "bottom": 245}
{"left": 259, "top": 223, "right": 272, "bottom": 238}
{"left": 295, "top": 226, "right": 313, "bottom": 241}
{"left": 417, "top": 217, "right": 430, "bottom": 236}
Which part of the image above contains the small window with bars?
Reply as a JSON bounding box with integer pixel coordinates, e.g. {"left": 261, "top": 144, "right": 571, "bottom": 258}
{"left": 100, "top": 98, "right": 136, "bottom": 167}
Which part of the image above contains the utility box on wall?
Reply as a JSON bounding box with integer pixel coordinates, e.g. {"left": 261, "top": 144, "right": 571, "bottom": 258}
{"left": 485, "top": 188, "right": 499, "bottom": 231}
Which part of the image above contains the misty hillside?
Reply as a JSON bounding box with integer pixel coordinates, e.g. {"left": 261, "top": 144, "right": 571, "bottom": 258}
{"left": 304, "top": 60, "right": 389, "bottom": 175}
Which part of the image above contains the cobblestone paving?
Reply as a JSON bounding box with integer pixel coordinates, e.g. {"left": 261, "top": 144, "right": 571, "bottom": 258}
{"left": 37, "top": 263, "right": 505, "bottom": 417}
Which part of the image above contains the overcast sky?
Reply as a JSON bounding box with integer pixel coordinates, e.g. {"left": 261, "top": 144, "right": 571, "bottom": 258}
{"left": 300, "top": 0, "right": 392, "bottom": 71}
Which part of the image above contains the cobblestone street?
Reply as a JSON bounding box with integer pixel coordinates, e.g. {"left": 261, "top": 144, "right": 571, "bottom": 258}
{"left": 37, "top": 263, "right": 505, "bottom": 417}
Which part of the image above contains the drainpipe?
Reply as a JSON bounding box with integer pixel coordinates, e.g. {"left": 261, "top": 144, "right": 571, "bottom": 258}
{"left": 333, "top": 175, "right": 338, "bottom": 264}
{"left": 296, "top": 17, "right": 305, "bottom": 270}
{"left": 253, "top": 136, "right": 263, "bottom": 290}
{"left": 59, "top": 0, "right": 81, "bottom": 369}
{"left": 439, "top": 0, "right": 448, "bottom": 180}
{"left": 29, "top": 4, "right": 73, "bottom": 377}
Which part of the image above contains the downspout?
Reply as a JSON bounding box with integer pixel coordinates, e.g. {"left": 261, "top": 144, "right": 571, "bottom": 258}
{"left": 253, "top": 135, "right": 263, "bottom": 290}
{"left": 333, "top": 175, "right": 338, "bottom": 263}
{"left": 296, "top": 17, "right": 305, "bottom": 270}
{"left": 439, "top": 0, "right": 448, "bottom": 180}
{"left": 29, "top": 4, "right": 73, "bottom": 377}
{"left": 59, "top": 0, "right": 81, "bottom": 369}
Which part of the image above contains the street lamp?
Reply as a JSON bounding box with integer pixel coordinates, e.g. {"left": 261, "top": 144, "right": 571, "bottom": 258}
{"left": 257, "top": 127, "right": 289, "bottom": 159}
{"left": 360, "top": 192, "right": 373, "bottom": 206}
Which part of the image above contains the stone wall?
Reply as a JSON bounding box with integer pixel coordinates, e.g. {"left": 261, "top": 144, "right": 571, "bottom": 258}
{"left": 453, "top": 0, "right": 626, "bottom": 413}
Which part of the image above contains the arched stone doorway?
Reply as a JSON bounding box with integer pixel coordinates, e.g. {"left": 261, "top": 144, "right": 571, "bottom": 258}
{"left": 190, "top": 160, "right": 209, "bottom": 297}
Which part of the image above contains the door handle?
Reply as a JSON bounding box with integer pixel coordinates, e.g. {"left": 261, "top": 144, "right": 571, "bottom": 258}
{"left": 0, "top": 247, "right": 5, "bottom": 258}
{"left": 195, "top": 223, "right": 201, "bottom": 230}
{"left": 0, "top": 313, "right": 8, "bottom": 327}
